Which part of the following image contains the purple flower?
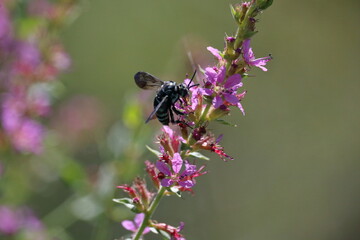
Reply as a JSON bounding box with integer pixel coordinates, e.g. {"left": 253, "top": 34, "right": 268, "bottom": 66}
{"left": 159, "top": 126, "right": 185, "bottom": 156}
{"left": 0, "top": 6, "right": 11, "bottom": 41}
{"left": 121, "top": 213, "right": 150, "bottom": 235}
{"left": 0, "top": 206, "right": 19, "bottom": 235}
{"left": 11, "top": 119, "right": 44, "bottom": 154}
{"left": 13, "top": 41, "right": 41, "bottom": 75}
{"left": 242, "top": 39, "right": 272, "bottom": 71}
{"left": 0, "top": 206, "right": 46, "bottom": 238}
{"left": 201, "top": 66, "right": 245, "bottom": 114}
{"left": 1, "top": 93, "right": 25, "bottom": 133}
{"left": 156, "top": 153, "right": 203, "bottom": 188}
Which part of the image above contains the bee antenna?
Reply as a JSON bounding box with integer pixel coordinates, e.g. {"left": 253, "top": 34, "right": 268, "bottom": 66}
{"left": 187, "top": 70, "right": 197, "bottom": 88}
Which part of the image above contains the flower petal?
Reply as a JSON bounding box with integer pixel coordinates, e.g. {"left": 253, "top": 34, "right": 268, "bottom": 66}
{"left": 179, "top": 179, "right": 194, "bottom": 188}
{"left": 205, "top": 67, "right": 217, "bottom": 84}
{"left": 161, "top": 178, "right": 174, "bottom": 187}
{"left": 216, "top": 66, "right": 226, "bottom": 83}
{"left": 212, "top": 95, "right": 223, "bottom": 108}
{"left": 242, "top": 39, "right": 254, "bottom": 62}
{"left": 250, "top": 56, "right": 272, "bottom": 71}
{"left": 216, "top": 134, "right": 223, "bottom": 144}
{"left": 134, "top": 213, "right": 145, "bottom": 228}
{"left": 156, "top": 161, "right": 171, "bottom": 176}
{"left": 178, "top": 222, "right": 185, "bottom": 231}
{"left": 199, "top": 88, "right": 213, "bottom": 96}
{"left": 121, "top": 220, "right": 136, "bottom": 232}
{"left": 182, "top": 161, "right": 197, "bottom": 176}
{"left": 224, "top": 74, "right": 242, "bottom": 89}
{"left": 143, "top": 227, "right": 151, "bottom": 234}
{"left": 224, "top": 93, "right": 239, "bottom": 104}
{"left": 162, "top": 126, "right": 174, "bottom": 138}
{"left": 171, "top": 153, "right": 183, "bottom": 173}
{"left": 207, "top": 46, "right": 222, "bottom": 60}
{"left": 237, "top": 102, "right": 245, "bottom": 115}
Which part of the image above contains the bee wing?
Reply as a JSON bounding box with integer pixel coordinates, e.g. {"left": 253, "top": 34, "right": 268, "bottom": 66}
{"left": 145, "top": 95, "right": 168, "bottom": 123}
{"left": 134, "top": 72, "right": 164, "bottom": 90}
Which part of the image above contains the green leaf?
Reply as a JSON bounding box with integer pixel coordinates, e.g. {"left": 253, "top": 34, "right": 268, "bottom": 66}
{"left": 215, "top": 119, "right": 238, "bottom": 127}
{"left": 229, "top": 4, "right": 237, "bottom": 20}
{"left": 189, "top": 152, "right": 210, "bottom": 161}
{"left": 146, "top": 145, "right": 161, "bottom": 157}
{"left": 158, "top": 229, "right": 171, "bottom": 239}
{"left": 113, "top": 198, "right": 141, "bottom": 213}
{"left": 244, "top": 30, "right": 258, "bottom": 39}
{"left": 169, "top": 186, "right": 182, "bottom": 198}
{"left": 112, "top": 198, "right": 134, "bottom": 209}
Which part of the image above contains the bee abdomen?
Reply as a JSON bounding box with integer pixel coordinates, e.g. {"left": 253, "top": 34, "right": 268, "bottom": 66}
{"left": 154, "top": 97, "right": 170, "bottom": 125}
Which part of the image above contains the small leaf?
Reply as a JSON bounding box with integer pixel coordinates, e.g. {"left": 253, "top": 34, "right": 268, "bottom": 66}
{"left": 157, "top": 229, "right": 171, "bottom": 239}
{"left": 189, "top": 152, "right": 210, "bottom": 161}
{"left": 215, "top": 119, "right": 238, "bottom": 127}
{"left": 244, "top": 30, "right": 258, "bottom": 39}
{"left": 229, "top": 4, "right": 237, "bottom": 19}
{"left": 170, "top": 186, "right": 182, "bottom": 198}
{"left": 112, "top": 198, "right": 134, "bottom": 209}
{"left": 146, "top": 145, "right": 161, "bottom": 157}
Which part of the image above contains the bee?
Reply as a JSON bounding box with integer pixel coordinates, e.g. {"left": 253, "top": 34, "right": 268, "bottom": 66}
{"left": 134, "top": 71, "right": 197, "bottom": 125}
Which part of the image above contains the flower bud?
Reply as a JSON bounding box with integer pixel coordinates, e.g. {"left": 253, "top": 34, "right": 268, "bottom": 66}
{"left": 257, "top": 0, "right": 273, "bottom": 11}
{"left": 206, "top": 105, "right": 230, "bottom": 121}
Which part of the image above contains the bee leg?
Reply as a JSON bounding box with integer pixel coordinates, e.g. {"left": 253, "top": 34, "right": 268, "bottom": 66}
{"left": 169, "top": 108, "right": 176, "bottom": 124}
{"left": 172, "top": 105, "right": 184, "bottom": 115}
{"left": 178, "top": 98, "right": 185, "bottom": 107}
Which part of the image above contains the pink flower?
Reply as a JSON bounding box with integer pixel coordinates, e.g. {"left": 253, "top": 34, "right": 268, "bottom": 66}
{"left": 0, "top": 6, "right": 11, "bottom": 41}
{"left": 152, "top": 221, "right": 186, "bottom": 240}
{"left": 0, "top": 206, "right": 44, "bottom": 236}
{"left": 158, "top": 126, "right": 185, "bottom": 157}
{"left": 201, "top": 66, "right": 245, "bottom": 114}
{"left": 156, "top": 153, "right": 205, "bottom": 189}
{"left": 242, "top": 39, "right": 272, "bottom": 71}
{"left": 207, "top": 46, "right": 223, "bottom": 61}
{"left": 11, "top": 119, "right": 44, "bottom": 154}
{"left": 0, "top": 206, "right": 19, "bottom": 235}
{"left": 121, "top": 213, "right": 150, "bottom": 235}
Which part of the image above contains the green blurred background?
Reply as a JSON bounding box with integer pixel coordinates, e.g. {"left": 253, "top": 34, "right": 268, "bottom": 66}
{"left": 58, "top": 0, "right": 360, "bottom": 239}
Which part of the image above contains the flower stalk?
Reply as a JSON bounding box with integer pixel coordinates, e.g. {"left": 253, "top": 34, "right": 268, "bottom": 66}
{"left": 133, "top": 186, "right": 166, "bottom": 240}
{"left": 115, "top": 1, "right": 273, "bottom": 239}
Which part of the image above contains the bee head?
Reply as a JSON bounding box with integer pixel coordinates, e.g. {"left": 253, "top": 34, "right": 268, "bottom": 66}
{"left": 178, "top": 84, "right": 190, "bottom": 97}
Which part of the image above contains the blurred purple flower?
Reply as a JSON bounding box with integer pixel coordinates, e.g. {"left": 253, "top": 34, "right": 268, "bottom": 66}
{"left": 242, "top": 39, "right": 272, "bottom": 71}
{"left": 28, "top": 0, "right": 54, "bottom": 18}
{"left": 1, "top": 93, "right": 25, "bottom": 133}
{"left": 28, "top": 87, "right": 51, "bottom": 116}
{"left": 0, "top": 206, "right": 19, "bottom": 235}
{"left": 12, "top": 119, "right": 44, "bottom": 154}
{"left": 14, "top": 41, "right": 41, "bottom": 75}
{"left": 21, "top": 208, "right": 44, "bottom": 231}
{"left": 0, "top": 6, "right": 11, "bottom": 42}
{"left": 51, "top": 45, "right": 71, "bottom": 72}
{"left": 0, "top": 206, "right": 45, "bottom": 236}
{"left": 121, "top": 213, "right": 150, "bottom": 235}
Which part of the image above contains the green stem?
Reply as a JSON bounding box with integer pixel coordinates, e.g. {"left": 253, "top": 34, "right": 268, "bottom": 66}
{"left": 196, "top": 103, "right": 212, "bottom": 128}
{"left": 133, "top": 186, "right": 166, "bottom": 240}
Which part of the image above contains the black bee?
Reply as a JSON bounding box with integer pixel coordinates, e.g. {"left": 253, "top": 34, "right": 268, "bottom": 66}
{"left": 134, "top": 71, "right": 197, "bottom": 125}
